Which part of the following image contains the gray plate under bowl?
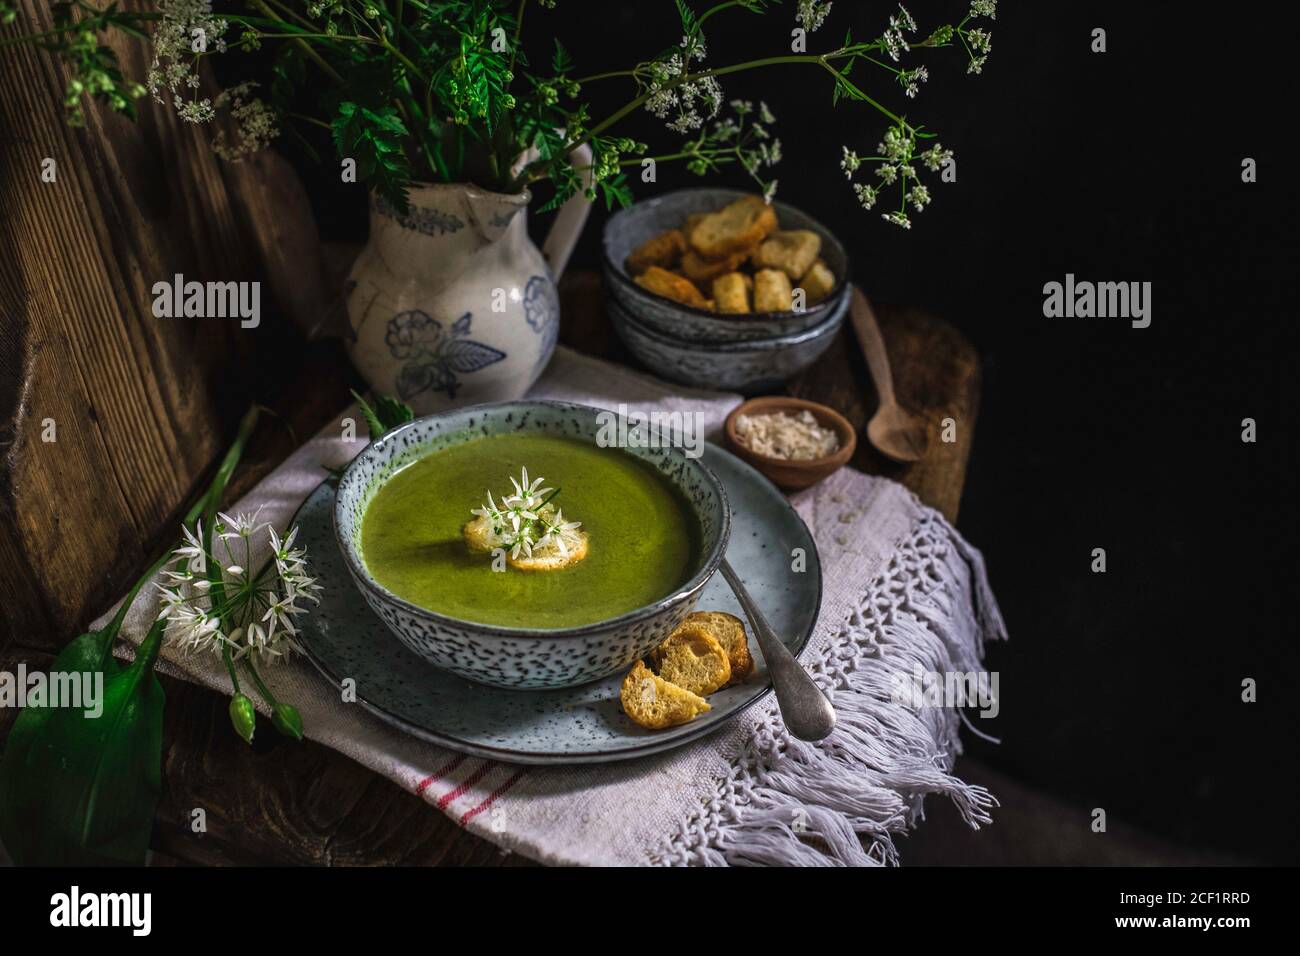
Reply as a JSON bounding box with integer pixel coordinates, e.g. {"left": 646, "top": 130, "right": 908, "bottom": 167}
{"left": 294, "top": 442, "right": 822, "bottom": 765}
{"left": 603, "top": 187, "right": 851, "bottom": 341}
{"left": 607, "top": 295, "right": 845, "bottom": 396}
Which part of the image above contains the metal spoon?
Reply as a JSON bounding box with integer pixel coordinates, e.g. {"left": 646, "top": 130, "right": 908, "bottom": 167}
{"left": 719, "top": 559, "right": 836, "bottom": 741}
{"left": 849, "top": 286, "right": 930, "bottom": 463}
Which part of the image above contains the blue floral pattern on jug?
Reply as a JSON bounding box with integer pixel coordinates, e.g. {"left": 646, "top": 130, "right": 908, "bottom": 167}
{"left": 524, "top": 275, "right": 559, "bottom": 373}
{"left": 385, "top": 310, "right": 506, "bottom": 402}
{"left": 372, "top": 193, "right": 465, "bottom": 236}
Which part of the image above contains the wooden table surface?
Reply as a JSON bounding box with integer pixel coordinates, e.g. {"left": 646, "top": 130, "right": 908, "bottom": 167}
{"left": 0, "top": 269, "right": 979, "bottom": 866}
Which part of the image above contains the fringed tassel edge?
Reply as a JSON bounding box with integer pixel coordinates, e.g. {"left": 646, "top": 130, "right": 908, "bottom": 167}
{"left": 653, "top": 512, "right": 1007, "bottom": 867}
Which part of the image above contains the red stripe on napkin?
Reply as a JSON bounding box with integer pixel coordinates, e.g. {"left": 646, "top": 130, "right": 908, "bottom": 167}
{"left": 437, "top": 760, "right": 494, "bottom": 810}
{"left": 415, "top": 754, "right": 467, "bottom": 795}
{"left": 459, "top": 768, "right": 527, "bottom": 827}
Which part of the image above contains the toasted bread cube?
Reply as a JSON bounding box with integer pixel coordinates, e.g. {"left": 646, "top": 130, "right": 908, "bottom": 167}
{"left": 681, "top": 247, "right": 753, "bottom": 284}
{"left": 462, "top": 514, "right": 496, "bottom": 553}
{"left": 507, "top": 530, "right": 589, "bottom": 572}
{"left": 753, "top": 268, "right": 794, "bottom": 312}
{"left": 752, "top": 230, "right": 822, "bottom": 280}
{"left": 634, "top": 265, "right": 710, "bottom": 309}
{"left": 649, "top": 623, "right": 731, "bottom": 696}
{"left": 621, "top": 660, "right": 710, "bottom": 730}
{"left": 682, "top": 611, "right": 753, "bottom": 684}
{"left": 798, "top": 258, "right": 837, "bottom": 305}
{"left": 464, "top": 514, "right": 590, "bottom": 571}
{"left": 625, "top": 229, "right": 687, "bottom": 276}
{"left": 688, "top": 196, "right": 778, "bottom": 260}
{"left": 712, "top": 272, "right": 752, "bottom": 314}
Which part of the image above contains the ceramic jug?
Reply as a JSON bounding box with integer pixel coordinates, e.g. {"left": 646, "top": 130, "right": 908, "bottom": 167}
{"left": 345, "top": 152, "right": 592, "bottom": 414}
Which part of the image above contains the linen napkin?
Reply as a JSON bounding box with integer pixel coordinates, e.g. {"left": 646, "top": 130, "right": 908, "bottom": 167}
{"left": 97, "top": 345, "right": 1006, "bottom": 866}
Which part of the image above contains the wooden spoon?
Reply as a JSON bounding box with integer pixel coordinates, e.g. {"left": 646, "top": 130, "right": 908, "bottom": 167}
{"left": 849, "top": 286, "right": 930, "bottom": 463}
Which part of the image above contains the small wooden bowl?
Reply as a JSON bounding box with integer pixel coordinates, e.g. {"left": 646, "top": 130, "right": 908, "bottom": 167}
{"left": 724, "top": 397, "right": 857, "bottom": 491}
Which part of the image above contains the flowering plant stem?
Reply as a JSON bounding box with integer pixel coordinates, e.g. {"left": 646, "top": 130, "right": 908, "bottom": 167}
{"left": 0, "top": 404, "right": 262, "bottom": 865}
{"left": 1, "top": 1, "right": 996, "bottom": 224}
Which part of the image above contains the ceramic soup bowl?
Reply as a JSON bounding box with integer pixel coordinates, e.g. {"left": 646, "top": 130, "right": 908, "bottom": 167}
{"left": 335, "top": 401, "right": 731, "bottom": 689}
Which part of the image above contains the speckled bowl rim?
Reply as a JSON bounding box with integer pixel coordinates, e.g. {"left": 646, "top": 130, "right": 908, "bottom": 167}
{"left": 602, "top": 187, "right": 852, "bottom": 324}
{"left": 333, "top": 400, "right": 732, "bottom": 639}
{"left": 298, "top": 441, "right": 822, "bottom": 763}
{"left": 607, "top": 294, "right": 846, "bottom": 352}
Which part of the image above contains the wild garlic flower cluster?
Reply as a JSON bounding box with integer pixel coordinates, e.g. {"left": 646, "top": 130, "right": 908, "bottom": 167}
{"left": 470, "top": 468, "right": 583, "bottom": 563}
{"left": 156, "top": 509, "right": 321, "bottom": 664}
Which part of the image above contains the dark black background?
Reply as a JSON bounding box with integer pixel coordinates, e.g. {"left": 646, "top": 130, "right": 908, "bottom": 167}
{"left": 298, "top": 1, "right": 1293, "bottom": 863}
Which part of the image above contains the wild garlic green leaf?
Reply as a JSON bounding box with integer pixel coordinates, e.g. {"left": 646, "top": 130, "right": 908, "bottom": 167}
{"left": 0, "top": 620, "right": 166, "bottom": 866}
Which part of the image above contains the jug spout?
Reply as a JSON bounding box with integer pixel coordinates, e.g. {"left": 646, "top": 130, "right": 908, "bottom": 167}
{"left": 463, "top": 186, "right": 531, "bottom": 242}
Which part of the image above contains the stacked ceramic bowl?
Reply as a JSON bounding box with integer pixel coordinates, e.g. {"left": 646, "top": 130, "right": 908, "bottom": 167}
{"left": 603, "top": 188, "right": 850, "bottom": 394}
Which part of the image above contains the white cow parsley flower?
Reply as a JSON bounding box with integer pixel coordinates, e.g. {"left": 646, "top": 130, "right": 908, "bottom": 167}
{"left": 882, "top": 4, "right": 917, "bottom": 62}
{"left": 841, "top": 147, "right": 862, "bottom": 179}
{"left": 796, "top": 1, "right": 833, "bottom": 33}
{"left": 146, "top": 0, "right": 229, "bottom": 124}
{"left": 921, "top": 143, "right": 954, "bottom": 171}
{"left": 899, "top": 66, "right": 928, "bottom": 99}
{"left": 212, "top": 81, "right": 280, "bottom": 162}
{"left": 842, "top": 121, "right": 955, "bottom": 228}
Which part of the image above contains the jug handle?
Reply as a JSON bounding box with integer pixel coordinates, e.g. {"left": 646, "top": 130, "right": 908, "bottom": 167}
{"left": 540, "top": 143, "right": 594, "bottom": 281}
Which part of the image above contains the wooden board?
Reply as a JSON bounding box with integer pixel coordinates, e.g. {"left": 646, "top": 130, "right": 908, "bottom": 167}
{"left": 0, "top": 0, "right": 244, "bottom": 654}
{"left": 0, "top": 1, "right": 349, "bottom": 658}
{"left": 787, "top": 307, "right": 981, "bottom": 523}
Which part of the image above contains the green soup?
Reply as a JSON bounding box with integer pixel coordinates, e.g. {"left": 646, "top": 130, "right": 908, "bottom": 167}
{"left": 360, "top": 433, "right": 699, "bottom": 628}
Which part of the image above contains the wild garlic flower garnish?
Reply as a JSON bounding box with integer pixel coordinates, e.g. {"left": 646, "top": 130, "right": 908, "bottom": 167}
{"left": 468, "top": 468, "right": 584, "bottom": 566}
{"left": 536, "top": 509, "right": 584, "bottom": 557}
{"left": 157, "top": 509, "right": 321, "bottom": 663}
{"left": 507, "top": 467, "right": 552, "bottom": 516}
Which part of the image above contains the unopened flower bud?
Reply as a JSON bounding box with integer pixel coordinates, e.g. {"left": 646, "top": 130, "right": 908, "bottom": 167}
{"left": 229, "top": 693, "right": 256, "bottom": 744}
{"left": 272, "top": 702, "right": 304, "bottom": 740}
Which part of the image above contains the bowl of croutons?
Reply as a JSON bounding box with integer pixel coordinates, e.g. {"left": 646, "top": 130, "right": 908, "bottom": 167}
{"left": 606, "top": 295, "right": 844, "bottom": 394}
{"left": 602, "top": 189, "right": 850, "bottom": 392}
{"left": 603, "top": 188, "right": 851, "bottom": 342}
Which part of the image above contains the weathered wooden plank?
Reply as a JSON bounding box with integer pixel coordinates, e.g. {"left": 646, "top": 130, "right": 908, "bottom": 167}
{"left": 0, "top": 1, "right": 279, "bottom": 653}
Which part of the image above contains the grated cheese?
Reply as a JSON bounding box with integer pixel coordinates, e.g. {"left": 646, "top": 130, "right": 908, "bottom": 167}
{"left": 734, "top": 410, "right": 840, "bottom": 461}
